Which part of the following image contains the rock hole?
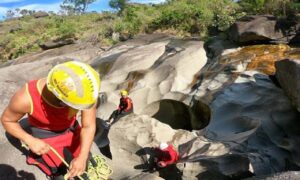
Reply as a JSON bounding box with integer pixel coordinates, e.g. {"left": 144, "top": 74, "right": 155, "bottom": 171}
{"left": 141, "top": 99, "right": 211, "bottom": 131}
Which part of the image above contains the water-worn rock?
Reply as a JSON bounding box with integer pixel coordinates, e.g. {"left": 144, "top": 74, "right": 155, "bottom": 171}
{"left": 1, "top": 34, "right": 300, "bottom": 180}
{"left": 228, "top": 15, "right": 295, "bottom": 44}
{"left": 246, "top": 171, "right": 300, "bottom": 180}
{"left": 107, "top": 114, "right": 229, "bottom": 180}
{"left": 275, "top": 59, "right": 300, "bottom": 112}
{"left": 93, "top": 34, "right": 207, "bottom": 116}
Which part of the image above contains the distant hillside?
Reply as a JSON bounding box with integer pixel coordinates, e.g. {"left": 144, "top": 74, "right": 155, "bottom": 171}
{"left": 0, "top": 0, "right": 298, "bottom": 62}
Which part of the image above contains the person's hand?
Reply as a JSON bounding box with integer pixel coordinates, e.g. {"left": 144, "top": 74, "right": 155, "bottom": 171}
{"left": 26, "top": 137, "right": 50, "bottom": 155}
{"left": 67, "top": 156, "right": 87, "bottom": 178}
{"left": 157, "top": 161, "right": 166, "bottom": 168}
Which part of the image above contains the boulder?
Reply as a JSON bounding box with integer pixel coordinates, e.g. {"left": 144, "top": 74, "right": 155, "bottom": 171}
{"left": 33, "top": 11, "right": 49, "bottom": 18}
{"left": 39, "top": 39, "right": 75, "bottom": 50}
{"left": 228, "top": 15, "right": 293, "bottom": 44}
{"left": 275, "top": 59, "right": 300, "bottom": 111}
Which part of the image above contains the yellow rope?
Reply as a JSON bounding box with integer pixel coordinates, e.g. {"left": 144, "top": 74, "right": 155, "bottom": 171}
{"left": 22, "top": 143, "right": 112, "bottom": 180}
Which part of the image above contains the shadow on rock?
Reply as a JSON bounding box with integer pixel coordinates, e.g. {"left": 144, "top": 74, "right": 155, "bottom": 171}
{"left": 95, "top": 118, "right": 112, "bottom": 159}
{"left": 196, "top": 154, "right": 254, "bottom": 179}
{"left": 0, "top": 164, "right": 36, "bottom": 180}
{"left": 5, "top": 118, "right": 31, "bottom": 156}
{"left": 134, "top": 147, "right": 157, "bottom": 173}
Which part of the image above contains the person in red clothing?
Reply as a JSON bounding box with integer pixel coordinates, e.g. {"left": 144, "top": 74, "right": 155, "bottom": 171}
{"left": 154, "top": 142, "right": 179, "bottom": 168}
{"left": 106, "top": 90, "right": 133, "bottom": 125}
{"left": 0, "top": 61, "right": 100, "bottom": 179}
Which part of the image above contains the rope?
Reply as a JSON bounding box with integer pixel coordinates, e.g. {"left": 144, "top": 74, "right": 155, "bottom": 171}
{"left": 86, "top": 155, "right": 113, "bottom": 180}
{"left": 22, "top": 143, "right": 112, "bottom": 180}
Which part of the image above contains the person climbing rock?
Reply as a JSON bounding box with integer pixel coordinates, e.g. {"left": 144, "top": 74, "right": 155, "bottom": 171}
{"left": 154, "top": 142, "right": 179, "bottom": 168}
{"left": 106, "top": 90, "right": 133, "bottom": 125}
{"left": 0, "top": 61, "right": 100, "bottom": 179}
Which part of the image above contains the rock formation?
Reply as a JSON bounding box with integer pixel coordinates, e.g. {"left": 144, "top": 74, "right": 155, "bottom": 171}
{"left": 275, "top": 59, "right": 300, "bottom": 112}
{"left": 228, "top": 15, "right": 300, "bottom": 45}
{"left": 0, "top": 34, "right": 300, "bottom": 180}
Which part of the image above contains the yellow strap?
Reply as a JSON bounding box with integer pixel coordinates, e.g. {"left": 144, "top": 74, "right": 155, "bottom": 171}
{"left": 49, "top": 146, "right": 88, "bottom": 180}
{"left": 22, "top": 143, "right": 85, "bottom": 180}
{"left": 22, "top": 143, "right": 112, "bottom": 180}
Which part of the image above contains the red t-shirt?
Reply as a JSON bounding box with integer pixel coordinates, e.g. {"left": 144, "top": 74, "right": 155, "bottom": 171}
{"left": 118, "top": 97, "right": 133, "bottom": 112}
{"left": 155, "top": 144, "right": 179, "bottom": 165}
{"left": 27, "top": 80, "right": 77, "bottom": 131}
{"left": 26, "top": 80, "right": 81, "bottom": 175}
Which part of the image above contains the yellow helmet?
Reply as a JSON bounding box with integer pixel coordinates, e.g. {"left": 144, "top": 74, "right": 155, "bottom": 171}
{"left": 120, "top": 90, "right": 128, "bottom": 96}
{"left": 47, "top": 61, "right": 101, "bottom": 110}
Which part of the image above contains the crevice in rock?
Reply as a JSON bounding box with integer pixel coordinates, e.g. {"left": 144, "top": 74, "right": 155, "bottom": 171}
{"left": 142, "top": 99, "right": 211, "bottom": 131}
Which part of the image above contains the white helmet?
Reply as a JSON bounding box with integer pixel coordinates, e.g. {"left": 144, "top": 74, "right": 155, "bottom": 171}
{"left": 159, "top": 142, "right": 168, "bottom": 150}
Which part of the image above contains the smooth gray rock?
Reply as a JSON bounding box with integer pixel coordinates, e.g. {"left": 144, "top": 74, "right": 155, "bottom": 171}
{"left": 275, "top": 59, "right": 300, "bottom": 112}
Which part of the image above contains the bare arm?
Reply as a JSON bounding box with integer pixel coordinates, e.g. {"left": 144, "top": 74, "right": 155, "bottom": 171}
{"left": 1, "top": 84, "right": 50, "bottom": 155}
{"left": 79, "top": 105, "right": 96, "bottom": 159}
{"left": 1, "top": 85, "right": 33, "bottom": 142}
{"left": 68, "top": 104, "right": 96, "bottom": 178}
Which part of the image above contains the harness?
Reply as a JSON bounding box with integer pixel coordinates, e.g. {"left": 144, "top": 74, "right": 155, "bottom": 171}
{"left": 30, "top": 120, "right": 79, "bottom": 139}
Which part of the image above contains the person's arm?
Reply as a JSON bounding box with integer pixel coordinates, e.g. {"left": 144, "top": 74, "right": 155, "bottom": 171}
{"left": 0, "top": 85, "right": 50, "bottom": 155}
{"left": 68, "top": 104, "right": 96, "bottom": 178}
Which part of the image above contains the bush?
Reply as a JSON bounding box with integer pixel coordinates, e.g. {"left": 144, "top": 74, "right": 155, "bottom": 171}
{"left": 149, "top": 0, "right": 241, "bottom": 36}
{"left": 238, "top": 0, "right": 295, "bottom": 17}
{"left": 210, "top": 0, "right": 245, "bottom": 31}
{"left": 56, "top": 20, "right": 77, "bottom": 39}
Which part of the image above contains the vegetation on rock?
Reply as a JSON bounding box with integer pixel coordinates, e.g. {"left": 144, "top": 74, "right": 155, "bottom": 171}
{"left": 0, "top": 0, "right": 300, "bottom": 62}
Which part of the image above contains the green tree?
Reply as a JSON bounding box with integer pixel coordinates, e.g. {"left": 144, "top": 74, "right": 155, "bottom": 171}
{"left": 60, "top": 0, "right": 96, "bottom": 15}
{"left": 239, "top": 0, "right": 294, "bottom": 16}
{"left": 109, "top": 0, "right": 128, "bottom": 14}
{"left": 5, "top": 10, "right": 15, "bottom": 19}
{"left": 238, "top": 0, "right": 266, "bottom": 14}
{"left": 20, "top": 9, "right": 29, "bottom": 16}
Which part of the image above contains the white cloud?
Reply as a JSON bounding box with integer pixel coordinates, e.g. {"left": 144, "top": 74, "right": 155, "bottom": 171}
{"left": 0, "top": 6, "right": 9, "bottom": 13}
{"left": 0, "top": 0, "right": 24, "bottom": 4}
{"left": 18, "top": 2, "right": 61, "bottom": 13}
{"left": 0, "top": 2, "right": 62, "bottom": 19}
{"left": 0, "top": 7, "right": 9, "bottom": 19}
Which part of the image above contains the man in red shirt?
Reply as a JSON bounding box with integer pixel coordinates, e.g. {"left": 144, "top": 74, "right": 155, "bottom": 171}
{"left": 106, "top": 90, "right": 133, "bottom": 125}
{"left": 154, "top": 142, "right": 179, "bottom": 168}
{"left": 1, "top": 61, "right": 100, "bottom": 179}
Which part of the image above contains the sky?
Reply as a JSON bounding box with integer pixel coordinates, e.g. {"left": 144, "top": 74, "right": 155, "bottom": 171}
{"left": 0, "top": 0, "right": 166, "bottom": 19}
